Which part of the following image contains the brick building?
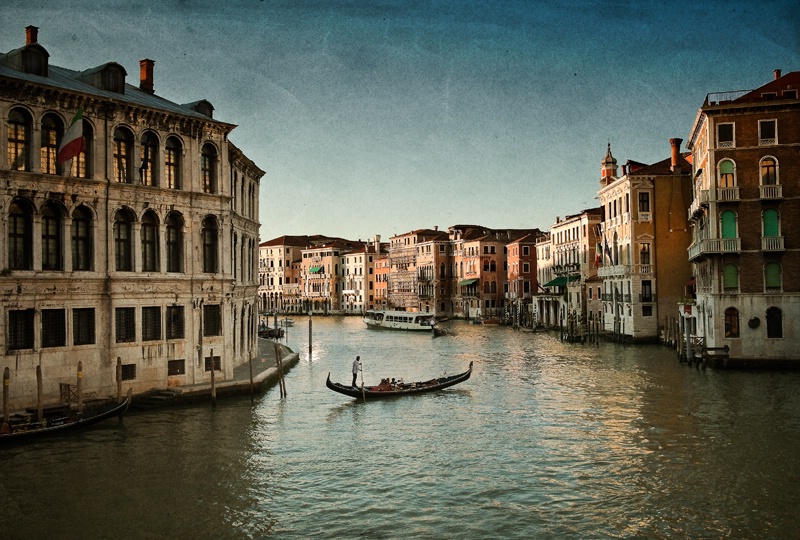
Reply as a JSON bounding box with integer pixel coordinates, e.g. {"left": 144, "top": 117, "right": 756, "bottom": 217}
{"left": 685, "top": 70, "right": 800, "bottom": 363}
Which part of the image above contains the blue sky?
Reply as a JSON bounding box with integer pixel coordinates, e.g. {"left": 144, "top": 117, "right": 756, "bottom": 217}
{"left": 3, "top": 0, "right": 799, "bottom": 241}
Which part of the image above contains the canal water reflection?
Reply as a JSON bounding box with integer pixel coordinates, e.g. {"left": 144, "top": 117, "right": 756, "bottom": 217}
{"left": 2, "top": 316, "right": 799, "bottom": 539}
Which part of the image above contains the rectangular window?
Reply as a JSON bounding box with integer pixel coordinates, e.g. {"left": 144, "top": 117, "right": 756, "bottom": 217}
{"left": 204, "top": 355, "right": 221, "bottom": 372}
{"left": 41, "top": 309, "right": 66, "bottom": 348}
{"left": 121, "top": 364, "right": 137, "bottom": 381}
{"left": 642, "top": 280, "right": 653, "bottom": 302}
{"left": 115, "top": 307, "right": 135, "bottom": 343}
{"left": 8, "top": 309, "right": 35, "bottom": 350}
{"left": 142, "top": 306, "right": 161, "bottom": 341}
{"left": 168, "top": 359, "right": 186, "bottom": 376}
{"left": 203, "top": 304, "right": 222, "bottom": 336}
{"left": 759, "top": 119, "right": 777, "bottom": 145}
{"left": 717, "top": 123, "right": 734, "bottom": 148}
{"left": 642, "top": 305, "right": 653, "bottom": 317}
{"left": 73, "top": 308, "right": 95, "bottom": 345}
{"left": 638, "top": 192, "right": 650, "bottom": 213}
{"left": 166, "top": 305, "right": 185, "bottom": 339}
{"left": 640, "top": 243, "right": 651, "bottom": 265}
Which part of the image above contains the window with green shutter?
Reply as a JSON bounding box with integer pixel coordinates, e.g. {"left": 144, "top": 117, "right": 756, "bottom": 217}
{"left": 723, "top": 263, "right": 739, "bottom": 290}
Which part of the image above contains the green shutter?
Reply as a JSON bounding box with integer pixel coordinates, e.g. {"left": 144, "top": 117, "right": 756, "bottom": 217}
{"left": 723, "top": 264, "right": 738, "bottom": 289}
{"left": 721, "top": 211, "right": 737, "bottom": 239}
{"left": 765, "top": 263, "right": 781, "bottom": 288}
{"left": 763, "top": 209, "right": 779, "bottom": 237}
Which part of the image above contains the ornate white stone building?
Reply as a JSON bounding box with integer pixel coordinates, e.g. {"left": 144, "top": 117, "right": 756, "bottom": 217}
{"left": 0, "top": 26, "right": 263, "bottom": 409}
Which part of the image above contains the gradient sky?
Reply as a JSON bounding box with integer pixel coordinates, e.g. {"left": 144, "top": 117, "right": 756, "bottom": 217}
{"left": 3, "top": 1, "right": 799, "bottom": 242}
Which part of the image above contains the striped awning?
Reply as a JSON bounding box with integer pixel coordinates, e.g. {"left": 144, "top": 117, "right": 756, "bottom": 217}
{"left": 309, "top": 266, "right": 323, "bottom": 274}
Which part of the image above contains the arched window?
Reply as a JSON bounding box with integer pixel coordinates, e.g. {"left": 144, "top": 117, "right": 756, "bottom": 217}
{"left": 113, "top": 127, "right": 134, "bottom": 183}
{"left": 763, "top": 209, "right": 779, "bottom": 237}
{"left": 766, "top": 307, "right": 782, "bottom": 339}
{"left": 202, "top": 215, "right": 218, "bottom": 273}
{"left": 724, "top": 307, "right": 740, "bottom": 338}
{"left": 490, "top": 260, "right": 497, "bottom": 272}
{"left": 165, "top": 136, "right": 182, "bottom": 189}
{"left": 139, "top": 131, "right": 159, "bottom": 186}
{"left": 41, "top": 113, "right": 63, "bottom": 175}
{"left": 722, "top": 263, "right": 738, "bottom": 291}
{"left": 483, "top": 281, "right": 490, "bottom": 294}
{"left": 141, "top": 211, "right": 159, "bottom": 272}
{"left": 166, "top": 212, "right": 184, "bottom": 273}
{"left": 8, "top": 108, "right": 32, "bottom": 171}
{"left": 760, "top": 157, "right": 777, "bottom": 185}
{"left": 68, "top": 120, "right": 93, "bottom": 179}
{"left": 71, "top": 206, "right": 93, "bottom": 271}
{"left": 113, "top": 209, "right": 134, "bottom": 271}
{"left": 718, "top": 159, "right": 735, "bottom": 187}
{"left": 201, "top": 143, "right": 218, "bottom": 194}
{"left": 721, "top": 210, "right": 737, "bottom": 239}
{"left": 764, "top": 263, "right": 781, "bottom": 292}
{"left": 8, "top": 199, "right": 33, "bottom": 269}
{"left": 41, "top": 201, "right": 64, "bottom": 270}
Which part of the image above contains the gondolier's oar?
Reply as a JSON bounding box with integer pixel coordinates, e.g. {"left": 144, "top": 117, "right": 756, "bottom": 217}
{"left": 360, "top": 363, "right": 366, "bottom": 403}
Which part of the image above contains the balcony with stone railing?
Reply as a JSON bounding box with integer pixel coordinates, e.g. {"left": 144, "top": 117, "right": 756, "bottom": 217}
{"left": 687, "top": 189, "right": 709, "bottom": 220}
{"left": 762, "top": 236, "right": 785, "bottom": 251}
{"left": 717, "top": 186, "right": 739, "bottom": 202}
{"left": 688, "top": 237, "right": 741, "bottom": 261}
{"left": 760, "top": 184, "right": 783, "bottom": 199}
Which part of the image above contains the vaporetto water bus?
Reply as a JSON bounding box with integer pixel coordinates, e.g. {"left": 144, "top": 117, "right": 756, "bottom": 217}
{"left": 363, "top": 310, "right": 436, "bottom": 331}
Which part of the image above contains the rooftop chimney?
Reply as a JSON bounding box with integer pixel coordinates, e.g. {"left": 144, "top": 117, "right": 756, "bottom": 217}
{"left": 670, "top": 138, "right": 683, "bottom": 173}
{"left": 139, "top": 58, "right": 155, "bottom": 94}
{"left": 26, "top": 25, "right": 38, "bottom": 45}
{"left": 774, "top": 69, "right": 782, "bottom": 80}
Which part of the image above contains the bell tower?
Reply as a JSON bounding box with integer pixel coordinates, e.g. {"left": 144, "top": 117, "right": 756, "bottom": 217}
{"left": 600, "top": 143, "right": 618, "bottom": 186}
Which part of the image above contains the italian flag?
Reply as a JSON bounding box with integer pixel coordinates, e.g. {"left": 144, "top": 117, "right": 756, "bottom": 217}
{"left": 58, "top": 107, "right": 84, "bottom": 163}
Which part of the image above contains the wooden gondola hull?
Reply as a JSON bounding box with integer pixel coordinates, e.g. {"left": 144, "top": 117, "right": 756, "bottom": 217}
{"left": 326, "top": 362, "right": 472, "bottom": 399}
{"left": 0, "top": 389, "right": 132, "bottom": 443}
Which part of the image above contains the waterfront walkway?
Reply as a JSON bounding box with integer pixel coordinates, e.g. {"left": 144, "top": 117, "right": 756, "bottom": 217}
{"left": 131, "top": 339, "right": 299, "bottom": 408}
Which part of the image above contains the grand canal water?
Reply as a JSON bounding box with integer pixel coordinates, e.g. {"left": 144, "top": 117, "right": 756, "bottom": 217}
{"left": 2, "top": 316, "right": 799, "bottom": 539}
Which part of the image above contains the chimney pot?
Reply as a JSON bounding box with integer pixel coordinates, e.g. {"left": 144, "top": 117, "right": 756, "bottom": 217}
{"left": 774, "top": 68, "right": 782, "bottom": 80}
{"left": 670, "top": 138, "right": 683, "bottom": 173}
{"left": 139, "top": 58, "right": 155, "bottom": 94}
{"left": 25, "top": 25, "right": 38, "bottom": 45}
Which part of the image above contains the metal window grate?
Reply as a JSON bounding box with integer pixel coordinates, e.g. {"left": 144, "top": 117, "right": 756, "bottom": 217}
{"left": 116, "top": 307, "right": 135, "bottom": 343}
{"left": 41, "top": 309, "right": 66, "bottom": 348}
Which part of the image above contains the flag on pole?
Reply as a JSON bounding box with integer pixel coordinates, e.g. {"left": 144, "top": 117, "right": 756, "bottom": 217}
{"left": 604, "top": 237, "right": 613, "bottom": 264}
{"left": 595, "top": 243, "right": 601, "bottom": 267}
{"left": 58, "top": 107, "right": 84, "bottom": 164}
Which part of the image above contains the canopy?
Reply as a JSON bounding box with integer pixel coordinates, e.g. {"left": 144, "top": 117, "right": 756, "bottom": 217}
{"left": 542, "top": 275, "right": 579, "bottom": 288}
{"left": 308, "top": 266, "right": 323, "bottom": 274}
{"left": 458, "top": 278, "right": 479, "bottom": 287}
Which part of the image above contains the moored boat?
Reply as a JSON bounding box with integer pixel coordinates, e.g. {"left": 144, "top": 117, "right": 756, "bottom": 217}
{"left": 363, "top": 310, "right": 436, "bottom": 331}
{"left": 326, "top": 362, "right": 472, "bottom": 399}
{"left": 0, "top": 388, "right": 132, "bottom": 443}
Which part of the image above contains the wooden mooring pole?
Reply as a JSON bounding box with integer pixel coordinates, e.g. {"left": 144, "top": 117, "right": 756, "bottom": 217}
{"left": 77, "top": 360, "right": 84, "bottom": 414}
{"left": 36, "top": 365, "right": 43, "bottom": 422}
{"left": 274, "top": 342, "right": 287, "bottom": 398}
{"left": 308, "top": 316, "right": 313, "bottom": 362}
{"left": 117, "top": 357, "right": 123, "bottom": 403}
{"left": 3, "top": 367, "right": 9, "bottom": 424}
{"left": 210, "top": 348, "right": 217, "bottom": 408}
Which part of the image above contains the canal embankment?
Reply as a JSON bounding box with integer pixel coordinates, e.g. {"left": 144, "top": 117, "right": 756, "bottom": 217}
{"left": 131, "top": 339, "right": 298, "bottom": 409}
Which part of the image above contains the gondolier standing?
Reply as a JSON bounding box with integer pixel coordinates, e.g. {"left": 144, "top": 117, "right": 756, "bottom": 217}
{"left": 352, "top": 356, "right": 362, "bottom": 387}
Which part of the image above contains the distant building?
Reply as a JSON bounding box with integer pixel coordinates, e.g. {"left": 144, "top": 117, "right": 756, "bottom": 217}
{"left": 597, "top": 141, "right": 693, "bottom": 342}
{"left": 506, "top": 233, "right": 541, "bottom": 327}
{"left": 0, "top": 27, "right": 263, "bottom": 408}
{"left": 685, "top": 70, "right": 800, "bottom": 362}
{"left": 258, "top": 235, "right": 330, "bottom": 315}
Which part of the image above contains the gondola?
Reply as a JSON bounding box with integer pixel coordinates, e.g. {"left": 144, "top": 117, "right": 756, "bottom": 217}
{"left": 431, "top": 325, "right": 448, "bottom": 337}
{"left": 0, "top": 389, "right": 132, "bottom": 443}
{"left": 326, "top": 362, "right": 472, "bottom": 399}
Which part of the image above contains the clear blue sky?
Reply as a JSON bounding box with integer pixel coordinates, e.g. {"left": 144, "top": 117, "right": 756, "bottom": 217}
{"left": 3, "top": 1, "right": 798, "bottom": 241}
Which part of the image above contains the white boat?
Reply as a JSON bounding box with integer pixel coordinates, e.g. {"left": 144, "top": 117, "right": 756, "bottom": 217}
{"left": 279, "top": 318, "right": 295, "bottom": 327}
{"left": 363, "top": 310, "right": 435, "bottom": 331}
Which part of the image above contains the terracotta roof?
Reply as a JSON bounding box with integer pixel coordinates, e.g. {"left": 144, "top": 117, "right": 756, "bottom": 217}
{"left": 627, "top": 153, "right": 691, "bottom": 177}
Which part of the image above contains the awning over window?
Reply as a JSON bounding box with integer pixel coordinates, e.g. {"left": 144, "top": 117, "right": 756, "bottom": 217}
{"left": 309, "top": 266, "right": 323, "bottom": 274}
{"left": 458, "top": 278, "right": 479, "bottom": 287}
{"left": 542, "top": 275, "right": 579, "bottom": 288}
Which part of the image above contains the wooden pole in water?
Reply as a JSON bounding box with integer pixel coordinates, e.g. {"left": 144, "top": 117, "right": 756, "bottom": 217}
{"left": 3, "top": 367, "right": 9, "bottom": 423}
{"left": 210, "top": 348, "right": 217, "bottom": 408}
{"left": 36, "top": 365, "right": 43, "bottom": 421}
{"left": 308, "top": 316, "right": 313, "bottom": 362}
{"left": 249, "top": 347, "right": 255, "bottom": 403}
{"left": 117, "top": 357, "right": 122, "bottom": 403}
{"left": 274, "top": 342, "right": 286, "bottom": 398}
{"left": 77, "top": 360, "right": 84, "bottom": 414}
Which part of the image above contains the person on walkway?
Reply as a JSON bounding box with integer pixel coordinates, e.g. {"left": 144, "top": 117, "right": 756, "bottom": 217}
{"left": 352, "top": 356, "right": 362, "bottom": 387}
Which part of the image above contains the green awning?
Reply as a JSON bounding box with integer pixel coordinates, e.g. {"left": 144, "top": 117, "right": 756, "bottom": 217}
{"left": 542, "top": 275, "right": 579, "bottom": 288}
{"left": 458, "top": 278, "right": 479, "bottom": 287}
{"left": 309, "top": 266, "right": 323, "bottom": 274}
